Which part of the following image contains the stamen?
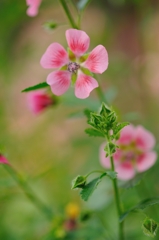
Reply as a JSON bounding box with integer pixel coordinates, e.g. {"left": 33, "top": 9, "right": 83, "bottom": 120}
{"left": 67, "top": 62, "right": 80, "bottom": 73}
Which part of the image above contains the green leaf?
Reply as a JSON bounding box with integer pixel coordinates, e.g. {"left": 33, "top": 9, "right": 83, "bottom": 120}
{"left": 83, "top": 108, "right": 93, "bottom": 120}
{"left": 106, "top": 171, "right": 117, "bottom": 180}
{"left": 22, "top": 82, "right": 49, "bottom": 92}
{"left": 72, "top": 175, "right": 86, "bottom": 189}
{"left": 104, "top": 142, "right": 117, "bottom": 157}
{"left": 113, "top": 122, "right": 129, "bottom": 137}
{"left": 120, "top": 198, "right": 159, "bottom": 222}
{"left": 142, "top": 217, "right": 159, "bottom": 238}
{"left": 77, "top": 0, "right": 92, "bottom": 11}
{"left": 99, "top": 102, "right": 111, "bottom": 117}
{"left": 85, "top": 128, "right": 105, "bottom": 137}
{"left": 88, "top": 113, "right": 102, "bottom": 128}
{"left": 80, "top": 173, "right": 106, "bottom": 201}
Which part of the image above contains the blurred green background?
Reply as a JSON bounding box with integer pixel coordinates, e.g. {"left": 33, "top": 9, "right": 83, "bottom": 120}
{"left": 1, "top": 0, "right": 159, "bottom": 239}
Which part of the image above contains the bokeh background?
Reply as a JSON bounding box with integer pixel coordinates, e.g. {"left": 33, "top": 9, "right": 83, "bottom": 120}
{"left": 1, "top": 0, "right": 159, "bottom": 239}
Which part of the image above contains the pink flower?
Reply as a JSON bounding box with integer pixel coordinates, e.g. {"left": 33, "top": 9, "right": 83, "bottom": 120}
{"left": 40, "top": 29, "right": 108, "bottom": 99}
{"left": 27, "top": 91, "right": 54, "bottom": 114}
{"left": 26, "top": 0, "right": 42, "bottom": 17}
{"left": 0, "top": 154, "right": 9, "bottom": 164}
{"left": 100, "top": 125, "right": 157, "bottom": 180}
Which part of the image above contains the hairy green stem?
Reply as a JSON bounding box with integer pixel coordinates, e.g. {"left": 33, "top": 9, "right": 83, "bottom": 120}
{"left": 59, "top": 0, "right": 78, "bottom": 29}
{"left": 110, "top": 155, "right": 124, "bottom": 240}
{"left": 4, "top": 165, "right": 53, "bottom": 220}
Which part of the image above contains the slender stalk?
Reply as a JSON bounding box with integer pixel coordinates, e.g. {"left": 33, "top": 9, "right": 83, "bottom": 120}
{"left": 110, "top": 155, "right": 124, "bottom": 240}
{"left": 4, "top": 165, "right": 53, "bottom": 220}
{"left": 85, "top": 170, "right": 105, "bottom": 178}
{"left": 59, "top": 0, "right": 79, "bottom": 29}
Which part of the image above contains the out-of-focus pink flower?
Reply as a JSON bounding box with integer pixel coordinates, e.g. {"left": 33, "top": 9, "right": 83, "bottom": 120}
{"left": 26, "top": 0, "right": 42, "bottom": 17}
{"left": 100, "top": 125, "right": 157, "bottom": 180}
{"left": 0, "top": 155, "right": 9, "bottom": 164}
{"left": 40, "top": 29, "right": 108, "bottom": 99}
{"left": 27, "top": 91, "right": 54, "bottom": 114}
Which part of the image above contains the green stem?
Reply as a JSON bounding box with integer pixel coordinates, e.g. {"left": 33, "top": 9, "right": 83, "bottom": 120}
{"left": 59, "top": 0, "right": 79, "bottom": 29}
{"left": 85, "top": 170, "right": 105, "bottom": 178}
{"left": 4, "top": 165, "right": 53, "bottom": 220}
{"left": 110, "top": 155, "right": 124, "bottom": 240}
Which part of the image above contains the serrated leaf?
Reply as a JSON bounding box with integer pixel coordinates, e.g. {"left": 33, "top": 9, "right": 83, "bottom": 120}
{"left": 85, "top": 128, "right": 105, "bottom": 137}
{"left": 77, "top": 0, "right": 92, "bottom": 11}
{"left": 99, "top": 102, "right": 111, "bottom": 117}
{"left": 104, "top": 142, "right": 117, "bottom": 157}
{"left": 120, "top": 198, "right": 159, "bottom": 222}
{"left": 113, "top": 122, "right": 129, "bottom": 136}
{"left": 22, "top": 82, "right": 49, "bottom": 92}
{"left": 80, "top": 173, "right": 106, "bottom": 201}
{"left": 106, "top": 171, "right": 117, "bottom": 180}
{"left": 142, "top": 217, "right": 159, "bottom": 238}
{"left": 72, "top": 175, "right": 86, "bottom": 189}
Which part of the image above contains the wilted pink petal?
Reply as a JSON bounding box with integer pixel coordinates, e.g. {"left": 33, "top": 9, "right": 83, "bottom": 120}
{"left": 135, "top": 125, "right": 156, "bottom": 150}
{"left": 27, "top": 91, "right": 53, "bottom": 114}
{"left": 66, "top": 29, "right": 90, "bottom": 57}
{"left": 83, "top": 45, "right": 108, "bottom": 74}
{"left": 40, "top": 43, "right": 69, "bottom": 69}
{"left": 0, "top": 155, "right": 9, "bottom": 164}
{"left": 99, "top": 143, "right": 111, "bottom": 168}
{"left": 26, "top": 0, "right": 42, "bottom": 17}
{"left": 47, "top": 70, "right": 71, "bottom": 96}
{"left": 116, "top": 162, "right": 135, "bottom": 180}
{"left": 136, "top": 151, "right": 157, "bottom": 172}
{"left": 118, "top": 125, "right": 135, "bottom": 145}
{"left": 75, "top": 73, "right": 98, "bottom": 99}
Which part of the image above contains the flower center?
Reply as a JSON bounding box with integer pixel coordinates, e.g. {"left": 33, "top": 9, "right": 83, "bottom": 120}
{"left": 67, "top": 62, "right": 80, "bottom": 73}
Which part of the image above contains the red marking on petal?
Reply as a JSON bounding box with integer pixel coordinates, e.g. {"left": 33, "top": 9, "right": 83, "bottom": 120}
{"left": 47, "top": 70, "right": 71, "bottom": 96}
{"left": 66, "top": 29, "right": 90, "bottom": 57}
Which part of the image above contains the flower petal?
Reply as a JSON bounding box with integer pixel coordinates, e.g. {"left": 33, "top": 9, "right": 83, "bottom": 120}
{"left": 117, "top": 125, "right": 135, "bottom": 145}
{"left": 134, "top": 125, "right": 156, "bottom": 150}
{"left": 136, "top": 151, "right": 157, "bottom": 172}
{"left": 99, "top": 143, "right": 111, "bottom": 168}
{"left": 40, "top": 43, "right": 69, "bottom": 69}
{"left": 26, "top": 0, "right": 41, "bottom": 17}
{"left": 0, "top": 155, "right": 9, "bottom": 164}
{"left": 46, "top": 70, "right": 71, "bottom": 96}
{"left": 66, "top": 29, "right": 90, "bottom": 57}
{"left": 115, "top": 162, "right": 135, "bottom": 180}
{"left": 83, "top": 45, "right": 108, "bottom": 74}
{"left": 27, "top": 91, "right": 53, "bottom": 114}
{"left": 75, "top": 73, "right": 98, "bottom": 99}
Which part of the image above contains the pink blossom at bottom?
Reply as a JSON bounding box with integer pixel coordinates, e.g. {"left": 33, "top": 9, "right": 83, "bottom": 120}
{"left": 0, "top": 155, "right": 9, "bottom": 164}
{"left": 100, "top": 125, "right": 157, "bottom": 180}
{"left": 27, "top": 91, "right": 54, "bottom": 114}
{"left": 26, "top": 0, "right": 42, "bottom": 17}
